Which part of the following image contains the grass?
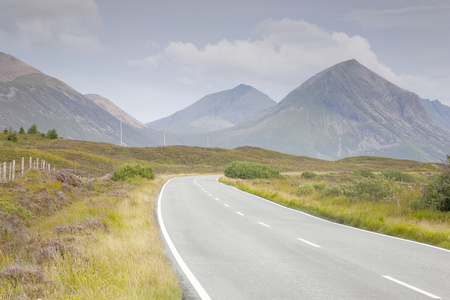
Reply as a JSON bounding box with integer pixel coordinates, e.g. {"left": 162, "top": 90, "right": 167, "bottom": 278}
{"left": 220, "top": 172, "right": 450, "bottom": 250}
{"left": 0, "top": 132, "right": 447, "bottom": 298}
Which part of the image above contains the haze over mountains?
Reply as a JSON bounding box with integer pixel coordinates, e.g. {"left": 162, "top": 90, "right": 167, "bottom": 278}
{"left": 1, "top": 52, "right": 449, "bottom": 162}
{"left": 0, "top": 52, "right": 159, "bottom": 146}
{"left": 147, "top": 84, "right": 276, "bottom": 134}
{"left": 173, "top": 60, "right": 450, "bottom": 162}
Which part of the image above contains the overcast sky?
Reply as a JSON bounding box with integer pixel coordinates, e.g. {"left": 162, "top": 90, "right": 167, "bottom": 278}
{"left": 1, "top": 0, "right": 449, "bottom": 123}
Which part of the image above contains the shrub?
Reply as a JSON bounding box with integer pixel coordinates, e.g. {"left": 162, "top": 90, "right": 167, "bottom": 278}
{"left": 297, "top": 183, "right": 315, "bottom": 195}
{"left": 354, "top": 168, "right": 374, "bottom": 178}
{"left": 322, "top": 178, "right": 395, "bottom": 201}
{"left": 19, "top": 127, "right": 25, "bottom": 134}
{"left": 7, "top": 132, "right": 18, "bottom": 142}
{"left": 111, "top": 162, "right": 155, "bottom": 181}
{"left": 350, "top": 177, "right": 395, "bottom": 201}
{"left": 300, "top": 171, "right": 316, "bottom": 179}
{"left": 224, "top": 161, "right": 281, "bottom": 179}
{"left": 381, "top": 168, "right": 415, "bottom": 182}
{"left": 423, "top": 156, "right": 450, "bottom": 211}
{"left": 311, "top": 181, "right": 327, "bottom": 191}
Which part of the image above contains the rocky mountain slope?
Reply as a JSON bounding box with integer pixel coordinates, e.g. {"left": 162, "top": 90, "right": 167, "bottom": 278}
{"left": 147, "top": 84, "right": 276, "bottom": 134}
{"left": 0, "top": 52, "right": 159, "bottom": 146}
{"left": 85, "top": 94, "right": 147, "bottom": 129}
{"left": 176, "top": 60, "right": 449, "bottom": 162}
{"left": 419, "top": 98, "right": 450, "bottom": 131}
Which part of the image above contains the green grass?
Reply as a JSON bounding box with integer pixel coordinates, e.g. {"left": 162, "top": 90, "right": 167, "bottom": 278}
{"left": 0, "top": 133, "right": 446, "bottom": 298}
{"left": 220, "top": 172, "right": 450, "bottom": 249}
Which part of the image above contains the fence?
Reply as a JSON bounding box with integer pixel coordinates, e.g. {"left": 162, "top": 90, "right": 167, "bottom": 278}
{"left": 0, "top": 157, "right": 55, "bottom": 182}
{"left": 0, "top": 157, "right": 110, "bottom": 182}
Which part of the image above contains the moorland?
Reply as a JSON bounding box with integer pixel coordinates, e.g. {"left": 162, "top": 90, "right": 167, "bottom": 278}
{"left": 0, "top": 132, "right": 449, "bottom": 299}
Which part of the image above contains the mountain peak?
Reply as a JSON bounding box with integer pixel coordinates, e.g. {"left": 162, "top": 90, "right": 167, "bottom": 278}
{"left": 0, "top": 52, "right": 42, "bottom": 83}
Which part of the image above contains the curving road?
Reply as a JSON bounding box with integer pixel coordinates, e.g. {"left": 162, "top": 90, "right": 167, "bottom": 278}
{"left": 157, "top": 175, "right": 450, "bottom": 299}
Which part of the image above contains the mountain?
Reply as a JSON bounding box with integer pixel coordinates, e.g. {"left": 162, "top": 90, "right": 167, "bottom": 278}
{"left": 0, "top": 52, "right": 159, "bottom": 146}
{"left": 0, "top": 52, "right": 42, "bottom": 82}
{"left": 85, "top": 94, "right": 147, "bottom": 129}
{"left": 419, "top": 99, "right": 450, "bottom": 131}
{"left": 176, "top": 59, "right": 450, "bottom": 162}
{"left": 147, "top": 84, "right": 276, "bottom": 134}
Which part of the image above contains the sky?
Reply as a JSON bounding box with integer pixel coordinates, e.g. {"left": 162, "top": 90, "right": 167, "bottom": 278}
{"left": 1, "top": 0, "right": 449, "bottom": 123}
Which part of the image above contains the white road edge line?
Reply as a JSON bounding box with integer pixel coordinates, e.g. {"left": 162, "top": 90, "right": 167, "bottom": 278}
{"left": 297, "top": 238, "right": 321, "bottom": 248}
{"left": 236, "top": 211, "right": 244, "bottom": 216}
{"left": 157, "top": 178, "right": 212, "bottom": 300}
{"left": 382, "top": 276, "right": 441, "bottom": 299}
{"left": 216, "top": 177, "right": 450, "bottom": 254}
{"left": 215, "top": 198, "right": 220, "bottom": 201}
{"left": 224, "top": 203, "right": 230, "bottom": 207}
{"left": 258, "top": 221, "right": 271, "bottom": 228}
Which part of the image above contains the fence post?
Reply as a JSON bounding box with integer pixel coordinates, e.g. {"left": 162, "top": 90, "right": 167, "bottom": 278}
{"left": 9, "top": 162, "right": 11, "bottom": 180}
{"left": 29, "top": 156, "right": 32, "bottom": 170}
{"left": 3, "top": 162, "right": 6, "bottom": 181}
{"left": 21, "top": 157, "right": 24, "bottom": 176}
{"left": 36, "top": 158, "right": 39, "bottom": 170}
{"left": 12, "top": 160, "right": 15, "bottom": 180}
{"left": 0, "top": 163, "right": 2, "bottom": 181}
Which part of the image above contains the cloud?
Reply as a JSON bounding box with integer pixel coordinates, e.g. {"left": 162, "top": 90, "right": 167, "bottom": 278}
{"left": 129, "top": 18, "right": 431, "bottom": 100}
{"left": 0, "top": 0, "right": 103, "bottom": 52}
{"left": 344, "top": 5, "right": 450, "bottom": 30}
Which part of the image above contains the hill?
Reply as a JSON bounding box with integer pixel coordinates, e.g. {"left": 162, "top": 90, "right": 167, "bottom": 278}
{"left": 0, "top": 52, "right": 160, "bottom": 147}
{"left": 177, "top": 60, "right": 450, "bottom": 162}
{"left": 147, "top": 84, "right": 276, "bottom": 134}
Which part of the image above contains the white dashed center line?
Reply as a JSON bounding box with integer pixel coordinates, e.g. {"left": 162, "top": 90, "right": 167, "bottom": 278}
{"left": 224, "top": 204, "right": 230, "bottom": 207}
{"left": 382, "top": 276, "right": 441, "bottom": 299}
{"left": 297, "top": 238, "right": 321, "bottom": 248}
{"left": 258, "top": 222, "right": 271, "bottom": 228}
{"left": 236, "top": 212, "right": 244, "bottom": 216}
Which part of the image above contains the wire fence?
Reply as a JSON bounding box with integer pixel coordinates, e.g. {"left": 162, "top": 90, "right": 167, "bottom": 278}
{"left": 0, "top": 157, "right": 110, "bottom": 182}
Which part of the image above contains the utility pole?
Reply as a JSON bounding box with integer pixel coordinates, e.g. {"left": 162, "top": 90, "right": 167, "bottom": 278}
{"left": 163, "top": 130, "right": 167, "bottom": 147}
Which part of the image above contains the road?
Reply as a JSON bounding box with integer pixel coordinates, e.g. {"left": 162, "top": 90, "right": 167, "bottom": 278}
{"left": 157, "top": 175, "right": 450, "bottom": 299}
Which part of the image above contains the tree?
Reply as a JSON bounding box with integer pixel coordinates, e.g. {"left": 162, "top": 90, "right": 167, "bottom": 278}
{"left": 3, "top": 128, "right": 8, "bottom": 134}
{"left": 19, "top": 127, "right": 25, "bottom": 134}
{"left": 28, "top": 124, "right": 38, "bottom": 134}
{"left": 423, "top": 155, "right": 450, "bottom": 211}
{"left": 46, "top": 129, "right": 58, "bottom": 139}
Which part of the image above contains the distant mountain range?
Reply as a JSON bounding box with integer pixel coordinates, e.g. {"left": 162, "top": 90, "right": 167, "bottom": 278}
{"left": 1, "top": 52, "right": 449, "bottom": 161}
{"left": 0, "top": 52, "right": 159, "bottom": 146}
{"left": 172, "top": 60, "right": 450, "bottom": 162}
{"left": 147, "top": 84, "right": 276, "bottom": 134}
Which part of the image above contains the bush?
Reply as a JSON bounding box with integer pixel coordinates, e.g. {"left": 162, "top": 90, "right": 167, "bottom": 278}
{"left": 297, "top": 183, "right": 315, "bottom": 195}
{"left": 423, "top": 156, "right": 450, "bottom": 211}
{"left": 300, "top": 171, "right": 316, "bottom": 179}
{"left": 381, "top": 168, "right": 415, "bottom": 182}
{"left": 19, "top": 127, "right": 25, "bottom": 134}
{"left": 224, "top": 161, "right": 281, "bottom": 179}
{"left": 354, "top": 168, "right": 374, "bottom": 178}
{"left": 111, "top": 162, "right": 155, "bottom": 181}
{"left": 350, "top": 177, "right": 395, "bottom": 201}
{"left": 7, "top": 132, "right": 18, "bottom": 142}
{"left": 322, "top": 178, "right": 395, "bottom": 201}
{"left": 46, "top": 129, "right": 58, "bottom": 139}
{"left": 311, "top": 181, "right": 327, "bottom": 191}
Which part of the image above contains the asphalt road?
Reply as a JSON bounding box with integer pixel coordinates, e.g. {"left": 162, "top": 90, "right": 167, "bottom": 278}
{"left": 157, "top": 175, "right": 450, "bottom": 299}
